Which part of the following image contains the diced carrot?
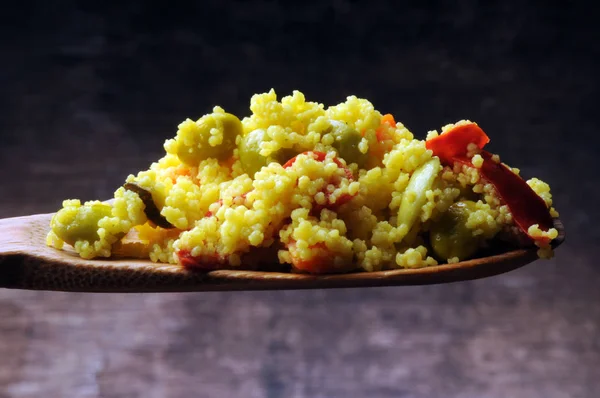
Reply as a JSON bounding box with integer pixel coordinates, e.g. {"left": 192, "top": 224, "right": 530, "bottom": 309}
{"left": 381, "top": 113, "right": 396, "bottom": 126}
{"left": 374, "top": 113, "right": 395, "bottom": 142}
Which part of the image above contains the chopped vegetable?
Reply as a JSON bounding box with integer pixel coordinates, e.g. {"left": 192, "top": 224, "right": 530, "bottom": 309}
{"left": 238, "top": 128, "right": 296, "bottom": 177}
{"left": 397, "top": 157, "right": 441, "bottom": 240}
{"left": 123, "top": 183, "right": 174, "bottom": 229}
{"left": 176, "top": 112, "right": 243, "bottom": 166}
{"left": 429, "top": 200, "right": 480, "bottom": 260}
{"left": 376, "top": 113, "right": 396, "bottom": 142}
{"left": 51, "top": 201, "right": 113, "bottom": 246}
{"left": 328, "top": 121, "right": 368, "bottom": 168}
{"left": 425, "top": 122, "right": 490, "bottom": 164}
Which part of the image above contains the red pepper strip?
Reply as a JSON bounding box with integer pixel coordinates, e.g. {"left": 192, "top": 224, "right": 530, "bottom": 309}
{"left": 425, "top": 122, "right": 490, "bottom": 164}
{"left": 177, "top": 249, "right": 228, "bottom": 270}
{"left": 452, "top": 151, "right": 554, "bottom": 244}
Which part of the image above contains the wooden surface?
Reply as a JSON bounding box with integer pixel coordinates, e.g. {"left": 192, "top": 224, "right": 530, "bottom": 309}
{"left": 1, "top": 2, "right": 599, "bottom": 397}
{"left": 0, "top": 213, "right": 565, "bottom": 292}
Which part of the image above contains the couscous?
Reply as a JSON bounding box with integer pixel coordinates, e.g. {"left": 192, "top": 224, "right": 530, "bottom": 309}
{"left": 46, "top": 90, "right": 560, "bottom": 274}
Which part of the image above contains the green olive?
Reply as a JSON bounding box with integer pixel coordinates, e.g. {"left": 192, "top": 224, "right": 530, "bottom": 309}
{"left": 238, "top": 129, "right": 296, "bottom": 177}
{"left": 52, "top": 202, "right": 113, "bottom": 246}
{"left": 328, "top": 121, "right": 368, "bottom": 168}
{"left": 177, "top": 112, "right": 243, "bottom": 165}
{"left": 429, "top": 200, "right": 480, "bottom": 261}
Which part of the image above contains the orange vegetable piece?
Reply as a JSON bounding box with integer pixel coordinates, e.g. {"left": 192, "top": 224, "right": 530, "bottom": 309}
{"left": 375, "top": 113, "right": 396, "bottom": 142}
{"left": 425, "top": 122, "right": 490, "bottom": 163}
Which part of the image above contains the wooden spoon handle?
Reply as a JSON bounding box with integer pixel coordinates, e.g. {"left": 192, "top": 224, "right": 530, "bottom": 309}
{"left": 0, "top": 214, "right": 209, "bottom": 292}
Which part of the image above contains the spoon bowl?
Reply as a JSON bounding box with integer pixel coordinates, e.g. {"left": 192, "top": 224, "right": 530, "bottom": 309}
{"left": 0, "top": 212, "right": 565, "bottom": 293}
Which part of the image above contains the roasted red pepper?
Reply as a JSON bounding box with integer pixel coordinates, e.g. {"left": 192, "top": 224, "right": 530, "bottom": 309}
{"left": 426, "top": 122, "right": 554, "bottom": 245}
{"left": 425, "top": 122, "right": 490, "bottom": 164}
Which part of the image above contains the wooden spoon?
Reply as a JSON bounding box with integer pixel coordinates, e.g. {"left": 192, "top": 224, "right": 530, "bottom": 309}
{"left": 0, "top": 212, "right": 565, "bottom": 293}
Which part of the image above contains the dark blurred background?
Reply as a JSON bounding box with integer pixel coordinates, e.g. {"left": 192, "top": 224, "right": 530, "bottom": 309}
{"left": 1, "top": 1, "right": 598, "bottom": 397}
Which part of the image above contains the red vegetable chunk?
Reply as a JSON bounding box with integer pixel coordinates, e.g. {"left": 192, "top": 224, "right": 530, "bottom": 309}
{"left": 425, "top": 122, "right": 490, "bottom": 163}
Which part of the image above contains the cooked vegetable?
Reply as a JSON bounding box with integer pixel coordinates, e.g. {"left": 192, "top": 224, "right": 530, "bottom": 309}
{"left": 376, "top": 113, "right": 396, "bottom": 142}
{"left": 51, "top": 201, "right": 113, "bottom": 245}
{"left": 123, "top": 183, "right": 174, "bottom": 229}
{"left": 425, "top": 122, "right": 490, "bottom": 164}
{"left": 238, "top": 129, "right": 296, "bottom": 177}
{"left": 429, "top": 200, "right": 480, "bottom": 260}
{"left": 397, "top": 157, "right": 441, "bottom": 240}
{"left": 328, "top": 121, "right": 368, "bottom": 168}
{"left": 176, "top": 112, "right": 243, "bottom": 166}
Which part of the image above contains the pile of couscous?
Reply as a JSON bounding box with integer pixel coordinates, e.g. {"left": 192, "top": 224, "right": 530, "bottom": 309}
{"left": 46, "top": 90, "right": 560, "bottom": 274}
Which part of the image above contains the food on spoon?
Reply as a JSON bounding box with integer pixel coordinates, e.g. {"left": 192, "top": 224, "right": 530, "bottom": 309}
{"left": 46, "top": 90, "right": 560, "bottom": 273}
